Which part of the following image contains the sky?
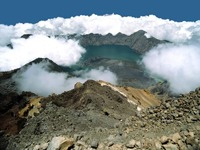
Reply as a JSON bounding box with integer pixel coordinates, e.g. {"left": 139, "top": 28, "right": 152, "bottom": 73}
{"left": 0, "top": 0, "right": 199, "bottom": 25}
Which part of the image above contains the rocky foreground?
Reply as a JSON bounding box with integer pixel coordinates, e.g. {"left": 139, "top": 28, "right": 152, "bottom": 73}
{"left": 0, "top": 79, "right": 199, "bottom": 150}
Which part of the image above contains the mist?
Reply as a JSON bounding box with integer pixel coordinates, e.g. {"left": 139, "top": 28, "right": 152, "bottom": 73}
{"left": 142, "top": 43, "right": 200, "bottom": 94}
{"left": 0, "top": 34, "right": 85, "bottom": 71}
{"left": 12, "top": 62, "right": 117, "bottom": 96}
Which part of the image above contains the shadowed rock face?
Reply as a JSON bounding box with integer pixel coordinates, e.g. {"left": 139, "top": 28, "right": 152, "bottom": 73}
{"left": 0, "top": 92, "right": 36, "bottom": 135}
{"left": 79, "top": 30, "right": 168, "bottom": 54}
{"left": 0, "top": 92, "right": 37, "bottom": 149}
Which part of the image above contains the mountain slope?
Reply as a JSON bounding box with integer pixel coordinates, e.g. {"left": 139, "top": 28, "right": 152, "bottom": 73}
{"left": 3, "top": 80, "right": 200, "bottom": 150}
{"left": 79, "top": 30, "right": 168, "bottom": 54}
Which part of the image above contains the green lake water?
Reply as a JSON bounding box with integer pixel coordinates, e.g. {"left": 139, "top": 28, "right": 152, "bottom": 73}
{"left": 81, "top": 45, "right": 141, "bottom": 62}
{"left": 65, "top": 45, "right": 154, "bottom": 88}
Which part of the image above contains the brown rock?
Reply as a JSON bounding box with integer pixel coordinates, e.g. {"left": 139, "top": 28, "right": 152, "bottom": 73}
{"left": 160, "top": 136, "right": 169, "bottom": 144}
{"left": 74, "top": 82, "right": 83, "bottom": 89}
{"left": 188, "top": 132, "right": 195, "bottom": 138}
{"left": 108, "top": 144, "right": 123, "bottom": 150}
{"left": 59, "top": 140, "right": 74, "bottom": 150}
{"left": 126, "top": 139, "right": 136, "bottom": 148}
{"left": 91, "top": 140, "right": 99, "bottom": 149}
{"left": 177, "top": 140, "right": 187, "bottom": 150}
{"left": 47, "top": 136, "right": 66, "bottom": 150}
{"left": 165, "top": 103, "right": 171, "bottom": 108}
{"left": 33, "top": 143, "right": 48, "bottom": 150}
{"left": 171, "top": 133, "right": 181, "bottom": 143}
{"left": 96, "top": 143, "right": 105, "bottom": 150}
{"left": 186, "top": 137, "right": 195, "bottom": 145}
{"left": 76, "top": 141, "right": 88, "bottom": 148}
{"left": 135, "top": 141, "right": 142, "bottom": 148}
{"left": 154, "top": 140, "right": 162, "bottom": 149}
{"left": 47, "top": 137, "right": 74, "bottom": 150}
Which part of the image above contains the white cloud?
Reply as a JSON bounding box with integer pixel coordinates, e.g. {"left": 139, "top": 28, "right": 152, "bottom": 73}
{"left": 1, "top": 14, "right": 200, "bottom": 94}
{"left": 13, "top": 62, "right": 117, "bottom": 96}
{"left": 0, "top": 34, "right": 85, "bottom": 71}
{"left": 1, "top": 14, "right": 200, "bottom": 45}
{"left": 29, "top": 15, "right": 200, "bottom": 43}
{"left": 0, "top": 25, "right": 15, "bottom": 46}
{"left": 142, "top": 43, "right": 200, "bottom": 94}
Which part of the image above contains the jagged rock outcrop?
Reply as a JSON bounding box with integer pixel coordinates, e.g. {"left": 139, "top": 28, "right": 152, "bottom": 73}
{"left": 21, "top": 34, "right": 32, "bottom": 39}
{"left": 79, "top": 30, "right": 168, "bottom": 54}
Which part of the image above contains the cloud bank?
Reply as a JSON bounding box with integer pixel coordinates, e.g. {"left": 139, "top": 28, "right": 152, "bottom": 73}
{"left": 13, "top": 62, "right": 117, "bottom": 96}
{"left": 1, "top": 14, "right": 200, "bottom": 72}
{"left": 142, "top": 44, "right": 200, "bottom": 94}
{"left": 1, "top": 14, "right": 200, "bottom": 94}
{"left": 0, "top": 35, "right": 85, "bottom": 71}
{"left": 1, "top": 14, "right": 200, "bottom": 45}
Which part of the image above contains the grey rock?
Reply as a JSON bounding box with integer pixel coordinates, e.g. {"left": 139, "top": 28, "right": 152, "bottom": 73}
{"left": 171, "top": 133, "right": 181, "bottom": 143}
{"left": 160, "top": 136, "right": 169, "bottom": 144}
{"left": 74, "top": 134, "right": 83, "bottom": 142}
{"left": 135, "top": 141, "right": 142, "bottom": 148}
{"left": 163, "top": 143, "right": 178, "bottom": 150}
{"left": 91, "top": 140, "right": 99, "bottom": 149}
{"left": 165, "top": 103, "right": 171, "bottom": 108}
{"left": 154, "top": 140, "right": 162, "bottom": 149}
{"left": 126, "top": 139, "right": 136, "bottom": 148}
{"left": 186, "top": 137, "right": 196, "bottom": 145}
{"left": 47, "top": 136, "right": 66, "bottom": 150}
{"left": 78, "top": 30, "right": 168, "bottom": 54}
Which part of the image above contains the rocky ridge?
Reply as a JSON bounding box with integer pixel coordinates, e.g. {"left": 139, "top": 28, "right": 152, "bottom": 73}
{"left": 78, "top": 30, "right": 168, "bottom": 54}
{"left": 11, "top": 30, "right": 168, "bottom": 54}
{"left": 1, "top": 80, "right": 199, "bottom": 150}
{"left": 98, "top": 80, "right": 160, "bottom": 110}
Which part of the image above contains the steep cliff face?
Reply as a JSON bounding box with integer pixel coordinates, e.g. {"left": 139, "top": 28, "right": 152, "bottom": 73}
{"left": 79, "top": 30, "right": 168, "bottom": 54}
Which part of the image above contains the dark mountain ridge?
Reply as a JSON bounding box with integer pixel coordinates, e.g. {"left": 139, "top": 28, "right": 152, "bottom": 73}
{"left": 10, "top": 30, "right": 168, "bottom": 54}
{"left": 0, "top": 58, "right": 69, "bottom": 95}
{"left": 78, "top": 30, "right": 168, "bottom": 54}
